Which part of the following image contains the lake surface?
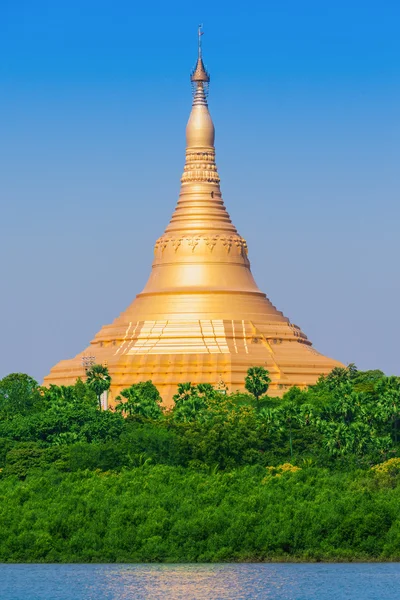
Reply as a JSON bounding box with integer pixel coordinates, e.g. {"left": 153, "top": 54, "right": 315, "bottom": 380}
{"left": 1, "top": 563, "right": 400, "bottom": 599}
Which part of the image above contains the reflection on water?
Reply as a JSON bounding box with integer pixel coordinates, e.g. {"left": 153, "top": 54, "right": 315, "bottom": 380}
{"left": 2, "top": 563, "right": 400, "bottom": 600}
{"left": 102, "top": 564, "right": 283, "bottom": 599}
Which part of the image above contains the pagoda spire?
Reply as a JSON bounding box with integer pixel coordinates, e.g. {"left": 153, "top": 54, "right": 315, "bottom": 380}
{"left": 164, "top": 27, "right": 235, "bottom": 234}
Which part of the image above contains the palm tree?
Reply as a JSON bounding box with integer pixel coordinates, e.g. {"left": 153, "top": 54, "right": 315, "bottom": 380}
{"left": 172, "top": 383, "right": 209, "bottom": 423}
{"left": 245, "top": 366, "right": 271, "bottom": 410}
{"left": 85, "top": 364, "right": 111, "bottom": 410}
{"left": 115, "top": 381, "right": 163, "bottom": 419}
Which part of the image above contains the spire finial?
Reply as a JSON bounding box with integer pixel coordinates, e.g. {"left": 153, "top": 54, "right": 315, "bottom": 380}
{"left": 198, "top": 24, "right": 204, "bottom": 58}
{"left": 191, "top": 24, "right": 210, "bottom": 90}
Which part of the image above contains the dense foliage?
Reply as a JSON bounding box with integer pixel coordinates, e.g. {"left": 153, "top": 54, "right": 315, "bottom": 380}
{"left": 0, "top": 365, "right": 400, "bottom": 562}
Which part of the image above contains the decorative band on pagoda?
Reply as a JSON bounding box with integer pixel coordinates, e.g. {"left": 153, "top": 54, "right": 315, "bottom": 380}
{"left": 181, "top": 149, "right": 220, "bottom": 184}
{"left": 154, "top": 234, "right": 249, "bottom": 256}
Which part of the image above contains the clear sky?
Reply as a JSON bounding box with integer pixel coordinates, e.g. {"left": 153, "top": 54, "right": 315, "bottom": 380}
{"left": 1, "top": 0, "right": 399, "bottom": 381}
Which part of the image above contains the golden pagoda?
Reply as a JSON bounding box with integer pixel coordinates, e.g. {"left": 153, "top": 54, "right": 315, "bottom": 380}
{"left": 45, "top": 29, "right": 342, "bottom": 406}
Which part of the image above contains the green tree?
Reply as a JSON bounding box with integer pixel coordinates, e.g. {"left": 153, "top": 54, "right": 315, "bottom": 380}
{"left": 40, "top": 380, "right": 98, "bottom": 414}
{"left": 314, "top": 382, "right": 391, "bottom": 461}
{"left": 376, "top": 376, "right": 400, "bottom": 443}
{"left": 172, "top": 383, "right": 217, "bottom": 423}
{"left": 85, "top": 365, "right": 111, "bottom": 410}
{"left": 353, "top": 369, "right": 385, "bottom": 395}
{"left": 316, "top": 364, "right": 358, "bottom": 393}
{"left": 73, "top": 378, "right": 98, "bottom": 407}
{"left": 245, "top": 367, "right": 271, "bottom": 408}
{"left": 0, "top": 373, "right": 41, "bottom": 418}
{"left": 115, "top": 381, "right": 163, "bottom": 419}
{"left": 260, "top": 401, "right": 301, "bottom": 459}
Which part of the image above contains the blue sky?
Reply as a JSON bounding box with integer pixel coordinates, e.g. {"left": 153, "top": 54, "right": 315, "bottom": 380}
{"left": 1, "top": 0, "right": 399, "bottom": 380}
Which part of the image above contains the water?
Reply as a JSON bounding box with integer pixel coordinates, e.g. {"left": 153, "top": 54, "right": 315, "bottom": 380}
{"left": 1, "top": 563, "right": 400, "bottom": 599}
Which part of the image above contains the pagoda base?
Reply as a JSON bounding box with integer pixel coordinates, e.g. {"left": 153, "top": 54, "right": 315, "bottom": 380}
{"left": 44, "top": 317, "right": 342, "bottom": 407}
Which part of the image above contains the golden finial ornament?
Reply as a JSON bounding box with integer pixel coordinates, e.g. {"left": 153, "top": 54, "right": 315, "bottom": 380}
{"left": 190, "top": 25, "right": 210, "bottom": 87}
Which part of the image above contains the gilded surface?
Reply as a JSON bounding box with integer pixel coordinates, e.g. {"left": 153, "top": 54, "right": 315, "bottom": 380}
{"left": 44, "top": 35, "right": 343, "bottom": 406}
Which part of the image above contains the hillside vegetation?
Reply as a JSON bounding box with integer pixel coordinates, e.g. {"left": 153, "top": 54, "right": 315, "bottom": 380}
{"left": 0, "top": 366, "right": 400, "bottom": 562}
